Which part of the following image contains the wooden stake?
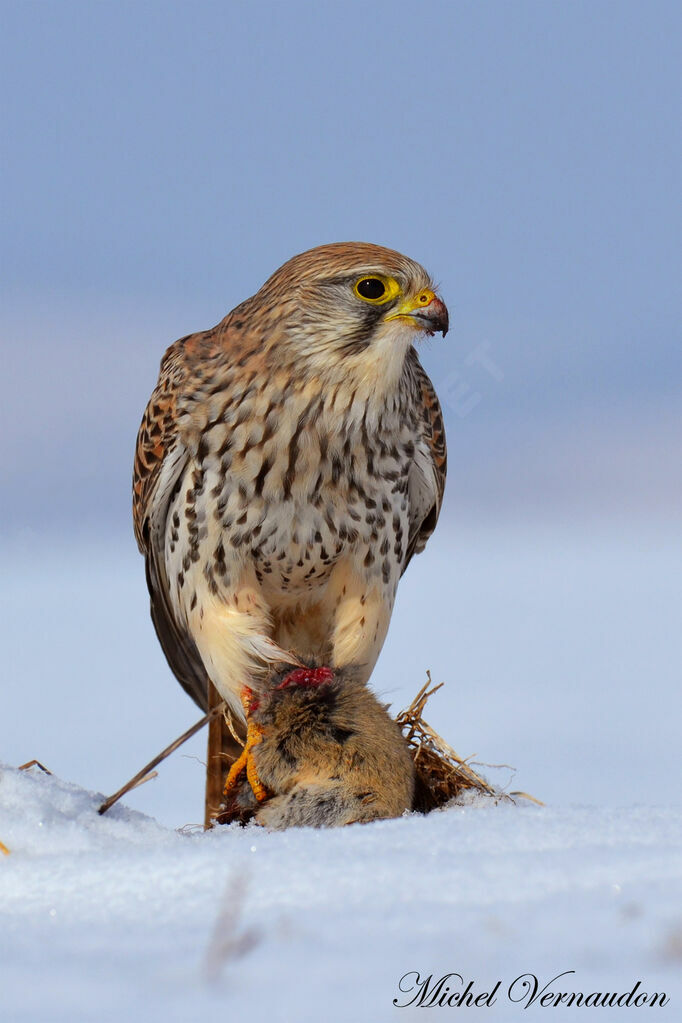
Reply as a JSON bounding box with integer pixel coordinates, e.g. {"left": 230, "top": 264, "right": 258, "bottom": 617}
{"left": 204, "top": 681, "right": 243, "bottom": 828}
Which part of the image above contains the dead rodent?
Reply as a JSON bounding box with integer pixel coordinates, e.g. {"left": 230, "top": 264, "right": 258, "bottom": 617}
{"left": 221, "top": 666, "right": 415, "bottom": 829}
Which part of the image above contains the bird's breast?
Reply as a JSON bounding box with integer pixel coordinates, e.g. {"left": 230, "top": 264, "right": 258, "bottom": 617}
{"left": 173, "top": 401, "right": 415, "bottom": 603}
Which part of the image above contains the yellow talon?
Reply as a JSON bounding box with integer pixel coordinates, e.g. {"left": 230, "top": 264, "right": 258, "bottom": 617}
{"left": 0, "top": 840, "right": 10, "bottom": 856}
{"left": 223, "top": 692, "right": 270, "bottom": 805}
{"left": 222, "top": 745, "right": 250, "bottom": 795}
{"left": 245, "top": 722, "right": 269, "bottom": 803}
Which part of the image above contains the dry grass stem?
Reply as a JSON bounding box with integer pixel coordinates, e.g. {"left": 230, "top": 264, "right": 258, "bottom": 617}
{"left": 98, "top": 702, "right": 227, "bottom": 816}
{"left": 396, "top": 673, "right": 527, "bottom": 812}
{"left": 19, "top": 760, "right": 52, "bottom": 774}
{"left": 510, "top": 790, "right": 545, "bottom": 806}
{"left": 223, "top": 706, "right": 244, "bottom": 748}
{"left": 129, "top": 770, "right": 158, "bottom": 791}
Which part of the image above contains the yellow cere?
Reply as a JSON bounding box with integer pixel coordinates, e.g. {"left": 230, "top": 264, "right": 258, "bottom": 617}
{"left": 386, "top": 288, "right": 436, "bottom": 321}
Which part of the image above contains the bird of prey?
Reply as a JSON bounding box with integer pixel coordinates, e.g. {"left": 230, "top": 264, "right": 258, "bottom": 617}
{"left": 133, "top": 242, "right": 447, "bottom": 817}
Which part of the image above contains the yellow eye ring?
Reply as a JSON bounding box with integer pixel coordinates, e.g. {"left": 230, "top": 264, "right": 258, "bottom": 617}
{"left": 353, "top": 275, "right": 401, "bottom": 305}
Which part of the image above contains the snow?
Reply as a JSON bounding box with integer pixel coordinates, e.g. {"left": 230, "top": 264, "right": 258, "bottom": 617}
{"left": 1, "top": 764, "right": 681, "bottom": 1022}
{"left": 1, "top": 518, "right": 681, "bottom": 1019}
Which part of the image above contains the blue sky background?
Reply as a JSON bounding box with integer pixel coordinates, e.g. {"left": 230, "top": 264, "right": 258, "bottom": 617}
{"left": 2, "top": 0, "right": 680, "bottom": 532}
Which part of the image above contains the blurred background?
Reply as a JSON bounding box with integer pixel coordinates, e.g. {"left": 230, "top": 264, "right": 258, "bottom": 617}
{"left": 1, "top": 0, "right": 680, "bottom": 824}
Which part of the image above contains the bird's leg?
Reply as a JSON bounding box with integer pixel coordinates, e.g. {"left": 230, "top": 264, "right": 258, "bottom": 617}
{"left": 222, "top": 686, "right": 270, "bottom": 805}
{"left": 221, "top": 668, "right": 337, "bottom": 811}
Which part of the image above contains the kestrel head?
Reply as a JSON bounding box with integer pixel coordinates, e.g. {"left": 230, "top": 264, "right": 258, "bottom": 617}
{"left": 234, "top": 242, "right": 449, "bottom": 389}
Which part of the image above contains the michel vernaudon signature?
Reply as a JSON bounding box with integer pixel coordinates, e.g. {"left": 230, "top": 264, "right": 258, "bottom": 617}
{"left": 393, "top": 971, "right": 670, "bottom": 1009}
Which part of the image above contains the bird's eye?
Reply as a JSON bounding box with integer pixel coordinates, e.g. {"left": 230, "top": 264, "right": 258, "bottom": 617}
{"left": 356, "top": 277, "right": 386, "bottom": 300}
{"left": 353, "top": 275, "right": 400, "bottom": 304}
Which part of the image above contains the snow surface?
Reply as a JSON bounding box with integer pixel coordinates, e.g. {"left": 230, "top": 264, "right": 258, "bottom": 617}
{"left": 1, "top": 764, "right": 681, "bottom": 1022}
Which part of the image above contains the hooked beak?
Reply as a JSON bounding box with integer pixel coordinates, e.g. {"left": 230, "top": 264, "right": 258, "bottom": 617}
{"left": 386, "top": 288, "right": 449, "bottom": 337}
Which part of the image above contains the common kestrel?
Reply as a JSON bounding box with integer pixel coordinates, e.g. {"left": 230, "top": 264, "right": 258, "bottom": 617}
{"left": 133, "top": 242, "right": 447, "bottom": 817}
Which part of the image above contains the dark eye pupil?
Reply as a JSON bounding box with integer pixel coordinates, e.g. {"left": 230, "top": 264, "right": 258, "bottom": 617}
{"left": 357, "top": 277, "right": 386, "bottom": 300}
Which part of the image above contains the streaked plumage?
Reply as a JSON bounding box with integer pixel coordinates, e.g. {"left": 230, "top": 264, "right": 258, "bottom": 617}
{"left": 133, "top": 242, "right": 447, "bottom": 725}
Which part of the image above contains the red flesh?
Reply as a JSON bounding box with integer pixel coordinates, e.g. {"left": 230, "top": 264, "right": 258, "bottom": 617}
{"left": 275, "top": 666, "right": 335, "bottom": 690}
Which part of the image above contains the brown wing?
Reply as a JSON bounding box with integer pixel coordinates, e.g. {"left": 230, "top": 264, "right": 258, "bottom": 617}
{"left": 402, "top": 350, "right": 447, "bottom": 574}
{"left": 133, "top": 333, "right": 210, "bottom": 710}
